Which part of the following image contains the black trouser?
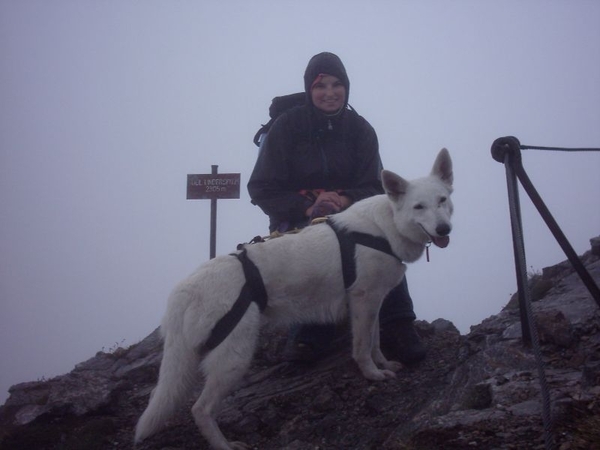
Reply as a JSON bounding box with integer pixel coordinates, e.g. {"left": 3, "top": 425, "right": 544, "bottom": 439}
{"left": 291, "top": 276, "right": 416, "bottom": 346}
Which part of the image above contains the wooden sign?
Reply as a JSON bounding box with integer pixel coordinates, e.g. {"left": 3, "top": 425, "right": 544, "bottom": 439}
{"left": 186, "top": 173, "right": 241, "bottom": 200}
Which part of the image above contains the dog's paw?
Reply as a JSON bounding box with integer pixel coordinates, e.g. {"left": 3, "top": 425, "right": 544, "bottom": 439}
{"left": 381, "top": 360, "right": 403, "bottom": 372}
{"left": 364, "top": 368, "right": 397, "bottom": 381}
{"left": 381, "top": 369, "right": 397, "bottom": 379}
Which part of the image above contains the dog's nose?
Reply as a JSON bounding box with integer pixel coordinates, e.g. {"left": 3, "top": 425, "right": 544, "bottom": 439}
{"left": 436, "top": 223, "right": 451, "bottom": 236}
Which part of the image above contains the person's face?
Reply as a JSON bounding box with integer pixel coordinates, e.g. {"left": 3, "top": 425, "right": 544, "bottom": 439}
{"left": 310, "top": 75, "right": 346, "bottom": 113}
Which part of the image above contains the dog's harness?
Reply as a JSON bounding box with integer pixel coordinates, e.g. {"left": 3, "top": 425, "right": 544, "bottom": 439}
{"left": 202, "top": 220, "right": 401, "bottom": 352}
{"left": 326, "top": 218, "right": 403, "bottom": 288}
{"left": 202, "top": 249, "right": 268, "bottom": 351}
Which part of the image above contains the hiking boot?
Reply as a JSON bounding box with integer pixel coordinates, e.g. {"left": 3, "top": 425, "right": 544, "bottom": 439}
{"left": 380, "top": 319, "right": 427, "bottom": 364}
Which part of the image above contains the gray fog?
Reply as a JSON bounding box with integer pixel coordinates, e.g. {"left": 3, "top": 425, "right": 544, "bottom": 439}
{"left": 1, "top": 1, "right": 599, "bottom": 403}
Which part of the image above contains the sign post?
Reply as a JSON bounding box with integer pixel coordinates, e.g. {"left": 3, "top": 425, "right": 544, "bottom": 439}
{"left": 187, "top": 166, "right": 241, "bottom": 259}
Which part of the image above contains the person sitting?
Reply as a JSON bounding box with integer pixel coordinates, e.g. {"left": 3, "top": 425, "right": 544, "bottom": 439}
{"left": 248, "top": 51, "right": 426, "bottom": 364}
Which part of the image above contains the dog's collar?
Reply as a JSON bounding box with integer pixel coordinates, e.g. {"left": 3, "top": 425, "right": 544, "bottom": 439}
{"left": 327, "top": 218, "right": 402, "bottom": 289}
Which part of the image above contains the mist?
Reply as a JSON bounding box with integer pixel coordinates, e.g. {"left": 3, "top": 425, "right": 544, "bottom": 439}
{"left": 1, "top": 0, "right": 599, "bottom": 404}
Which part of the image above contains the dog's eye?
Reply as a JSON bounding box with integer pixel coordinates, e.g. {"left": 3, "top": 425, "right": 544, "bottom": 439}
{"left": 414, "top": 204, "right": 424, "bottom": 210}
{"left": 439, "top": 197, "right": 447, "bottom": 204}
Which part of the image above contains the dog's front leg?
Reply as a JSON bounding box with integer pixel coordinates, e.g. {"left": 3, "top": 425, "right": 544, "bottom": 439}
{"left": 371, "top": 320, "right": 403, "bottom": 373}
{"left": 349, "top": 290, "right": 397, "bottom": 381}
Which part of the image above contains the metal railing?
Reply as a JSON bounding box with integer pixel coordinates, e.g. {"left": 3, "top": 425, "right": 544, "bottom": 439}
{"left": 491, "top": 136, "right": 600, "bottom": 450}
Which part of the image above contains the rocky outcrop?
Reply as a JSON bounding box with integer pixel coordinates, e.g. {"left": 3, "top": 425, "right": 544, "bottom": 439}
{"left": 1, "top": 238, "right": 599, "bottom": 450}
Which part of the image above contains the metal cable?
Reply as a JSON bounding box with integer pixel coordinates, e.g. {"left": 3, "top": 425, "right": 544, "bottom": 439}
{"left": 521, "top": 145, "right": 600, "bottom": 152}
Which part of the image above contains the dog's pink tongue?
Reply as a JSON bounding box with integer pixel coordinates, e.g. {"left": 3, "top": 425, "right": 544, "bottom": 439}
{"left": 433, "top": 236, "right": 450, "bottom": 248}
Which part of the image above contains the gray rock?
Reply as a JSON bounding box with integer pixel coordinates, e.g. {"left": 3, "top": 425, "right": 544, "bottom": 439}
{"left": 1, "top": 239, "right": 599, "bottom": 450}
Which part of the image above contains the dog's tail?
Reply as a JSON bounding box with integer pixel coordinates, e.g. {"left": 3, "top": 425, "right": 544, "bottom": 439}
{"left": 134, "top": 332, "right": 200, "bottom": 443}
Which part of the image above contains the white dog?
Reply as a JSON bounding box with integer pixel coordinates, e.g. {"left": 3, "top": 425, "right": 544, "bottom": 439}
{"left": 135, "top": 148, "right": 454, "bottom": 450}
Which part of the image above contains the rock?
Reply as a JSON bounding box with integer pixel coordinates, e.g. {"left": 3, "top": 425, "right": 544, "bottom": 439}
{"left": 536, "top": 310, "right": 573, "bottom": 348}
{"left": 1, "top": 239, "right": 599, "bottom": 450}
{"left": 591, "top": 236, "right": 600, "bottom": 257}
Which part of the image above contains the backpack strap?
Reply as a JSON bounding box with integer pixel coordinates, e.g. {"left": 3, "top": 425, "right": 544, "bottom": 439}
{"left": 327, "top": 218, "right": 402, "bottom": 289}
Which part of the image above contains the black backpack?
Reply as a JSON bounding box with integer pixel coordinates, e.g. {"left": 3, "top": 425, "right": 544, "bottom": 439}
{"left": 252, "top": 92, "right": 305, "bottom": 147}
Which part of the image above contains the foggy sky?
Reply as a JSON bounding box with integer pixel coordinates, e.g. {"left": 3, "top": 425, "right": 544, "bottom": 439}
{"left": 1, "top": 0, "right": 599, "bottom": 403}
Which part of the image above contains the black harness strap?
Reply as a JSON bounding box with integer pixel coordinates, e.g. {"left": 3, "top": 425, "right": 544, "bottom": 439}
{"left": 202, "top": 222, "right": 400, "bottom": 351}
{"left": 327, "top": 218, "right": 402, "bottom": 289}
{"left": 202, "top": 249, "right": 267, "bottom": 351}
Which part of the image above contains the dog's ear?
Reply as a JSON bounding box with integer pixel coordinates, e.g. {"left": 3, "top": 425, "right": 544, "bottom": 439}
{"left": 431, "top": 148, "right": 453, "bottom": 187}
{"left": 382, "top": 169, "right": 408, "bottom": 200}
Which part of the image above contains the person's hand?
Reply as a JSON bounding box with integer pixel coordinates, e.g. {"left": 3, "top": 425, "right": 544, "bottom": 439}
{"left": 306, "top": 191, "right": 352, "bottom": 218}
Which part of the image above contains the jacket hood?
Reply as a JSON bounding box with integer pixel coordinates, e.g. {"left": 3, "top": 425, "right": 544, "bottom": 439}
{"left": 303, "top": 52, "right": 350, "bottom": 109}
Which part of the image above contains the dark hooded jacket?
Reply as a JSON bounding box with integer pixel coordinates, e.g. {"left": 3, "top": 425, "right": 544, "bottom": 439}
{"left": 248, "top": 52, "right": 384, "bottom": 232}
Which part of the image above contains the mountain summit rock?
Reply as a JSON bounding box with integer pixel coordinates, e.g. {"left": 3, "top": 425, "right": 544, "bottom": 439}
{"left": 1, "top": 237, "right": 599, "bottom": 449}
